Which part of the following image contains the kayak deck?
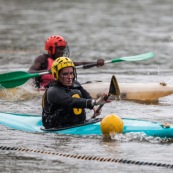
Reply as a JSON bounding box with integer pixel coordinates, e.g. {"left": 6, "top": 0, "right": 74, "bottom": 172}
{"left": 0, "top": 112, "right": 173, "bottom": 138}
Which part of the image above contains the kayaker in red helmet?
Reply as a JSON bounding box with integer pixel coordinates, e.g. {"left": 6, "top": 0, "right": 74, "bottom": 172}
{"left": 42, "top": 57, "right": 109, "bottom": 129}
{"left": 28, "top": 35, "right": 104, "bottom": 88}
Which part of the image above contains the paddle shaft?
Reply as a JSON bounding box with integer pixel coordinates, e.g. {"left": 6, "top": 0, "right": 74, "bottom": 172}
{"left": 96, "top": 95, "right": 110, "bottom": 113}
{"left": 76, "top": 52, "right": 154, "bottom": 68}
{"left": 91, "top": 94, "right": 110, "bottom": 119}
{"left": 91, "top": 75, "right": 120, "bottom": 119}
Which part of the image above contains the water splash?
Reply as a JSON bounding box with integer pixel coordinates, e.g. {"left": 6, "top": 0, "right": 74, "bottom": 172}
{"left": 110, "top": 132, "right": 171, "bottom": 143}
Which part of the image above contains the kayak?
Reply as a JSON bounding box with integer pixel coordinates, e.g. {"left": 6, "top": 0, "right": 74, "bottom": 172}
{"left": 0, "top": 112, "right": 173, "bottom": 138}
{"left": 1, "top": 81, "right": 173, "bottom": 102}
{"left": 83, "top": 81, "right": 173, "bottom": 102}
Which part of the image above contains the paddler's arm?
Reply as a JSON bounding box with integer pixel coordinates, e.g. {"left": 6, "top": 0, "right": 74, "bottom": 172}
{"left": 47, "top": 86, "right": 104, "bottom": 110}
{"left": 28, "top": 55, "right": 48, "bottom": 73}
{"left": 47, "top": 86, "right": 93, "bottom": 109}
{"left": 92, "top": 93, "right": 112, "bottom": 118}
{"left": 78, "top": 84, "right": 111, "bottom": 107}
{"left": 76, "top": 82, "right": 111, "bottom": 116}
{"left": 74, "top": 58, "right": 104, "bottom": 67}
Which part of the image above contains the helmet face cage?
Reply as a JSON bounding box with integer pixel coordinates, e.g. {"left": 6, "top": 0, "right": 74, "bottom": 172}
{"left": 62, "top": 43, "right": 70, "bottom": 57}
{"left": 51, "top": 57, "right": 76, "bottom": 80}
{"left": 54, "top": 43, "right": 70, "bottom": 57}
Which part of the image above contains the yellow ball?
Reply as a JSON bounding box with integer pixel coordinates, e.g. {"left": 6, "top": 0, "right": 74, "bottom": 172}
{"left": 100, "top": 114, "right": 124, "bottom": 135}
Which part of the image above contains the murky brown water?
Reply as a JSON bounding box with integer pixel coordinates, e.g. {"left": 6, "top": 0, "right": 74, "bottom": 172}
{"left": 1, "top": 0, "right": 173, "bottom": 172}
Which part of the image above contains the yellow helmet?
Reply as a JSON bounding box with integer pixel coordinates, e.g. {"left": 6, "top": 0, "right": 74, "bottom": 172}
{"left": 51, "top": 57, "right": 76, "bottom": 80}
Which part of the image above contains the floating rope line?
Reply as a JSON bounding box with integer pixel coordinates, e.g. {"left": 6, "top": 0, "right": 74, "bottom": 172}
{"left": 0, "top": 146, "right": 173, "bottom": 169}
{"left": 0, "top": 50, "right": 45, "bottom": 54}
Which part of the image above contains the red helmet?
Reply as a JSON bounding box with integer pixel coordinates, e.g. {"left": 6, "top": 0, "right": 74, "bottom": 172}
{"left": 45, "top": 35, "right": 67, "bottom": 55}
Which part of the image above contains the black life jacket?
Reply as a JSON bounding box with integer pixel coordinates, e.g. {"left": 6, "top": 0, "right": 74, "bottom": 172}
{"left": 42, "top": 81, "right": 86, "bottom": 127}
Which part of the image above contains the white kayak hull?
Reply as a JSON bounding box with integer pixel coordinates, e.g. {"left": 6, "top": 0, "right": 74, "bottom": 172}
{"left": 82, "top": 82, "right": 173, "bottom": 102}
{"left": 0, "top": 82, "right": 173, "bottom": 102}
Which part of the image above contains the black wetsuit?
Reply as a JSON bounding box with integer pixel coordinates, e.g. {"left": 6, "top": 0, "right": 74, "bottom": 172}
{"left": 42, "top": 80, "right": 94, "bottom": 129}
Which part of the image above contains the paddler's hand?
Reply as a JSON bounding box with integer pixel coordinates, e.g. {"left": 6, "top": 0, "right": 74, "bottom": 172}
{"left": 92, "top": 106, "right": 101, "bottom": 118}
{"left": 91, "top": 93, "right": 112, "bottom": 118}
{"left": 95, "top": 93, "right": 111, "bottom": 105}
{"left": 97, "top": 59, "right": 104, "bottom": 67}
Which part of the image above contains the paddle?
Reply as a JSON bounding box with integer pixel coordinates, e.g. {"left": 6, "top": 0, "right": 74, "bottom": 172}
{"left": 77, "top": 52, "right": 154, "bottom": 68}
{"left": 91, "top": 75, "right": 121, "bottom": 118}
{"left": 0, "top": 52, "right": 154, "bottom": 88}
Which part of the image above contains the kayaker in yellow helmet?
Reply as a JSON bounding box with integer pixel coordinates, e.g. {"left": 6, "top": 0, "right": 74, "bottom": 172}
{"left": 42, "top": 57, "right": 110, "bottom": 129}
{"left": 28, "top": 35, "right": 104, "bottom": 89}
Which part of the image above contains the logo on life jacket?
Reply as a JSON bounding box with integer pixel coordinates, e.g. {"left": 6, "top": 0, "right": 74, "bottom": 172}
{"left": 72, "top": 94, "right": 82, "bottom": 115}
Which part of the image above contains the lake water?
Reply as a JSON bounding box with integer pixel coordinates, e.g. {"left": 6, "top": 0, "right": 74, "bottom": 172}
{"left": 0, "top": 0, "right": 173, "bottom": 172}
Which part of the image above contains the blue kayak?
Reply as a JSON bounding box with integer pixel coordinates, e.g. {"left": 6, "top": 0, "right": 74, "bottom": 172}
{"left": 0, "top": 112, "right": 173, "bottom": 138}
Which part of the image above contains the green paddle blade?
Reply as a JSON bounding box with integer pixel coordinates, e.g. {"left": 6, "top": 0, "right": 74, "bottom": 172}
{"left": 110, "top": 52, "right": 154, "bottom": 63}
{"left": 0, "top": 71, "right": 40, "bottom": 88}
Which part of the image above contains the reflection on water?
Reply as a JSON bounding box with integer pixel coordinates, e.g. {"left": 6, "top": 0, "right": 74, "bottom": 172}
{"left": 1, "top": 0, "right": 173, "bottom": 172}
